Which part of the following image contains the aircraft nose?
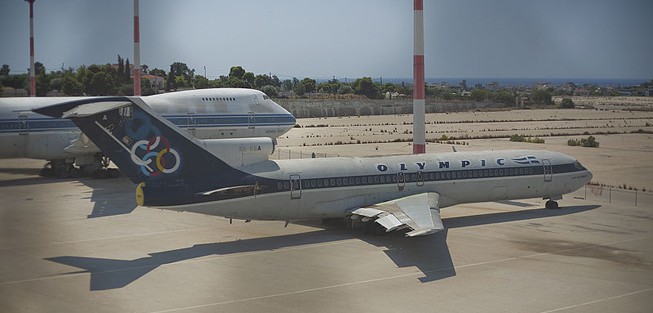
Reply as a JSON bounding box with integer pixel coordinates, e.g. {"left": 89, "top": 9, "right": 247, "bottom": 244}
{"left": 586, "top": 170, "right": 593, "bottom": 183}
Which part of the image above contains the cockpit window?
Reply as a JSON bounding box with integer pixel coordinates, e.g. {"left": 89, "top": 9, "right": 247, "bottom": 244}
{"left": 263, "top": 95, "right": 270, "bottom": 100}
{"left": 574, "top": 161, "right": 585, "bottom": 170}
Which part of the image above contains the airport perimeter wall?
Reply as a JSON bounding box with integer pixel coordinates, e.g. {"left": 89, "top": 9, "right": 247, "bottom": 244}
{"left": 574, "top": 184, "right": 653, "bottom": 208}
{"left": 276, "top": 99, "right": 493, "bottom": 118}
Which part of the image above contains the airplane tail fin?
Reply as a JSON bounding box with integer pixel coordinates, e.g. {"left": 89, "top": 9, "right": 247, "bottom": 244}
{"left": 34, "top": 97, "right": 248, "bottom": 206}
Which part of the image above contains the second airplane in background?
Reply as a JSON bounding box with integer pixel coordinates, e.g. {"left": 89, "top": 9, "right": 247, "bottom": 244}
{"left": 0, "top": 88, "right": 295, "bottom": 177}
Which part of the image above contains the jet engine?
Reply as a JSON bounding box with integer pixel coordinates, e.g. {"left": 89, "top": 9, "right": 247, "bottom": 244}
{"left": 199, "top": 137, "right": 275, "bottom": 167}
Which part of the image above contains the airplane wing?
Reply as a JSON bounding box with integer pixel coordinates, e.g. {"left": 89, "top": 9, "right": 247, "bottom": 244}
{"left": 350, "top": 192, "right": 444, "bottom": 237}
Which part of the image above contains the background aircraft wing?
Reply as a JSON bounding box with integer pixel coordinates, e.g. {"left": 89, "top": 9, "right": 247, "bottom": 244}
{"left": 351, "top": 192, "right": 444, "bottom": 237}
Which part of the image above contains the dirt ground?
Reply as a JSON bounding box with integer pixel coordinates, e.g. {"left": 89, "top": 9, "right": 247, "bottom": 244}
{"left": 275, "top": 109, "right": 653, "bottom": 192}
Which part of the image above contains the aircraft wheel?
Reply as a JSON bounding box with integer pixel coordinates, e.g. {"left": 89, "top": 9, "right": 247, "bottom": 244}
{"left": 107, "top": 168, "right": 121, "bottom": 178}
{"left": 365, "top": 222, "right": 387, "bottom": 236}
{"left": 55, "top": 163, "right": 73, "bottom": 179}
{"left": 93, "top": 169, "right": 109, "bottom": 179}
{"left": 545, "top": 200, "right": 559, "bottom": 210}
{"left": 40, "top": 161, "right": 54, "bottom": 177}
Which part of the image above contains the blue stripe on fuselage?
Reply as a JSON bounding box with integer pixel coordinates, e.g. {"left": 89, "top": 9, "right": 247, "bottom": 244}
{"left": 0, "top": 114, "right": 295, "bottom": 134}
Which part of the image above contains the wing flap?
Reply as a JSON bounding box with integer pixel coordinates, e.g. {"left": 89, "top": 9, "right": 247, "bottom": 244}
{"left": 351, "top": 192, "right": 444, "bottom": 237}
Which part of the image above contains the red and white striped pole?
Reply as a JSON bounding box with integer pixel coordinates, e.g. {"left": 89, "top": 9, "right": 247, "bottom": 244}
{"left": 133, "top": 0, "right": 141, "bottom": 96}
{"left": 27, "top": 0, "right": 36, "bottom": 97}
{"left": 412, "top": 0, "right": 426, "bottom": 154}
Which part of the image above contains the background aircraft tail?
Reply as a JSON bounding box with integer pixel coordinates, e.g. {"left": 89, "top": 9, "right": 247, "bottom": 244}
{"left": 35, "top": 97, "right": 249, "bottom": 206}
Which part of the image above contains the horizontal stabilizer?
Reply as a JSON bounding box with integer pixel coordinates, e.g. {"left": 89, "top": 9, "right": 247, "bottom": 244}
{"left": 62, "top": 101, "right": 131, "bottom": 118}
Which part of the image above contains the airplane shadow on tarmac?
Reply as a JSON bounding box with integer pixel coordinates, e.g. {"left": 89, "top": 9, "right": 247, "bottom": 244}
{"left": 45, "top": 204, "right": 599, "bottom": 291}
{"left": 0, "top": 164, "right": 137, "bottom": 218}
{"left": 77, "top": 177, "right": 137, "bottom": 218}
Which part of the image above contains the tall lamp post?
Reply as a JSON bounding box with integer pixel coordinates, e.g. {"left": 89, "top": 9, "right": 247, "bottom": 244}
{"left": 26, "top": 0, "right": 36, "bottom": 97}
{"left": 133, "top": 0, "right": 141, "bottom": 96}
{"left": 412, "top": 0, "right": 426, "bottom": 154}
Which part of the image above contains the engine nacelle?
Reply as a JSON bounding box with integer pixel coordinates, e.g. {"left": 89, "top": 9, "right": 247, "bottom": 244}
{"left": 199, "top": 137, "right": 275, "bottom": 167}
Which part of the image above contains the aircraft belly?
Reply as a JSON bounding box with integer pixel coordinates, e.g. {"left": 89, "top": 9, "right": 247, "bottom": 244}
{"left": 0, "top": 134, "right": 27, "bottom": 158}
{"left": 26, "top": 132, "right": 80, "bottom": 160}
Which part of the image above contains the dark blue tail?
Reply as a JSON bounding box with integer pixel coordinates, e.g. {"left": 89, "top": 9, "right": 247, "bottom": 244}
{"left": 34, "top": 97, "right": 249, "bottom": 206}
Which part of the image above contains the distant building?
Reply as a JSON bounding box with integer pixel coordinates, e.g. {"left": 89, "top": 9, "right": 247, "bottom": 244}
{"left": 573, "top": 89, "right": 590, "bottom": 96}
{"left": 142, "top": 74, "right": 165, "bottom": 90}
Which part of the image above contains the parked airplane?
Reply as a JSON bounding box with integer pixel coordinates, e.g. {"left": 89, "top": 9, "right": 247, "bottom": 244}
{"left": 0, "top": 88, "right": 295, "bottom": 177}
{"left": 35, "top": 97, "right": 593, "bottom": 236}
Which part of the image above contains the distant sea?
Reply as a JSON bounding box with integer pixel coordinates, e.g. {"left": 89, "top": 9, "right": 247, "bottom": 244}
{"left": 392, "top": 78, "right": 648, "bottom": 87}
{"left": 317, "top": 77, "right": 650, "bottom": 87}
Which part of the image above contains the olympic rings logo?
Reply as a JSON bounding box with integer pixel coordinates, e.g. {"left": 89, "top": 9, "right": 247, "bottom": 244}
{"left": 130, "top": 135, "right": 181, "bottom": 177}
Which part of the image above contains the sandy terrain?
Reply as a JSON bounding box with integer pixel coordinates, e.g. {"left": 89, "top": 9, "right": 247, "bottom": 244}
{"left": 274, "top": 109, "right": 653, "bottom": 192}
{"left": 553, "top": 96, "right": 653, "bottom": 110}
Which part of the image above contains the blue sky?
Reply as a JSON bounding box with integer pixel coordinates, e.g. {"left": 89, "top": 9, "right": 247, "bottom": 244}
{"left": 1, "top": 0, "right": 651, "bottom": 80}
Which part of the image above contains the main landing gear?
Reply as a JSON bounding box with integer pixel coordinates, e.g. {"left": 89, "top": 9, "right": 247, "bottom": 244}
{"left": 40, "top": 155, "right": 120, "bottom": 179}
{"left": 545, "top": 199, "right": 560, "bottom": 210}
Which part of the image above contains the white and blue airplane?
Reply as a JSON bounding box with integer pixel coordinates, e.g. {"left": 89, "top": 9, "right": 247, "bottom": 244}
{"left": 35, "top": 96, "right": 593, "bottom": 236}
{"left": 0, "top": 88, "right": 295, "bottom": 177}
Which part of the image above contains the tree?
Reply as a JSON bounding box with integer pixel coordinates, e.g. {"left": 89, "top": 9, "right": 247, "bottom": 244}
{"left": 34, "top": 62, "right": 45, "bottom": 75}
{"left": 354, "top": 77, "right": 379, "bottom": 99}
{"left": 293, "top": 82, "right": 306, "bottom": 96}
{"left": 0, "top": 64, "right": 9, "bottom": 76}
{"left": 149, "top": 68, "right": 166, "bottom": 78}
{"left": 337, "top": 85, "right": 354, "bottom": 94}
{"left": 87, "top": 71, "right": 115, "bottom": 95}
{"left": 117, "top": 55, "right": 125, "bottom": 85}
{"left": 124, "top": 58, "right": 131, "bottom": 82}
{"left": 531, "top": 89, "right": 553, "bottom": 105}
{"left": 254, "top": 74, "right": 272, "bottom": 89}
{"left": 35, "top": 65, "right": 50, "bottom": 96}
{"left": 194, "top": 75, "right": 210, "bottom": 89}
{"left": 282, "top": 79, "right": 293, "bottom": 92}
{"left": 168, "top": 62, "right": 194, "bottom": 90}
{"left": 243, "top": 72, "right": 255, "bottom": 87}
{"left": 301, "top": 78, "right": 316, "bottom": 93}
{"left": 1, "top": 74, "right": 26, "bottom": 89}
{"left": 559, "top": 98, "right": 575, "bottom": 109}
{"left": 260, "top": 85, "right": 278, "bottom": 97}
{"left": 229, "top": 66, "right": 245, "bottom": 80}
{"left": 471, "top": 89, "right": 487, "bottom": 101}
{"left": 61, "top": 74, "right": 83, "bottom": 95}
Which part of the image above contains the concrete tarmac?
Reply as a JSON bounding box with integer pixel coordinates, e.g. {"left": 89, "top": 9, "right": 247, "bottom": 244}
{"left": 0, "top": 158, "right": 651, "bottom": 313}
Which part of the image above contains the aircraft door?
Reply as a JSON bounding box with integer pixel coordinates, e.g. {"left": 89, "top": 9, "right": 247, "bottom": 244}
{"left": 248, "top": 112, "right": 255, "bottom": 130}
{"left": 397, "top": 172, "right": 405, "bottom": 191}
{"left": 289, "top": 174, "right": 301, "bottom": 199}
{"left": 252, "top": 94, "right": 260, "bottom": 105}
{"left": 18, "top": 114, "right": 29, "bottom": 135}
{"left": 186, "top": 113, "right": 196, "bottom": 135}
{"left": 416, "top": 171, "right": 424, "bottom": 186}
{"left": 543, "top": 159, "right": 552, "bottom": 182}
